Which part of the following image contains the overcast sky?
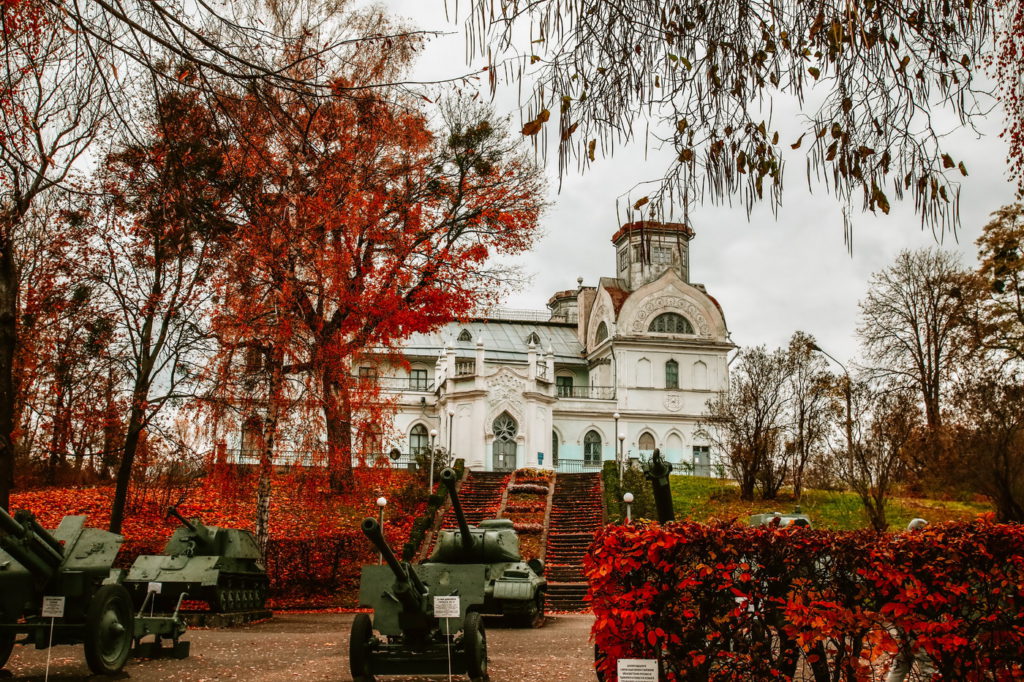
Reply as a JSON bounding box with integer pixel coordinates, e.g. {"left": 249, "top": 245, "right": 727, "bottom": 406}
{"left": 370, "top": 1, "right": 1017, "bottom": 365}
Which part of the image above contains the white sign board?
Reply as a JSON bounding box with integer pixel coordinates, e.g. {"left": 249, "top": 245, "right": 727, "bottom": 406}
{"left": 617, "top": 658, "right": 658, "bottom": 682}
{"left": 148, "top": 582, "right": 162, "bottom": 594}
{"left": 41, "top": 596, "right": 65, "bottom": 619}
{"left": 433, "top": 595, "right": 461, "bottom": 618}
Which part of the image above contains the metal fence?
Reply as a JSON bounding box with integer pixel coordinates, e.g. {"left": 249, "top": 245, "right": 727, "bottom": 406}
{"left": 226, "top": 449, "right": 421, "bottom": 470}
{"left": 552, "top": 458, "right": 604, "bottom": 473}
{"left": 555, "top": 385, "right": 616, "bottom": 400}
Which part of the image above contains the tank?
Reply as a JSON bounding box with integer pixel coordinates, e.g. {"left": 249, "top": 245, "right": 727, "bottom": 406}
{"left": 124, "top": 507, "right": 268, "bottom": 612}
{"left": 351, "top": 518, "right": 488, "bottom": 681}
{"left": 428, "top": 467, "right": 547, "bottom": 627}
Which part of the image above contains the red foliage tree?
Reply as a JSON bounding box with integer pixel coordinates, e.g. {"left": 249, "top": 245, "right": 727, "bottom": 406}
{"left": 211, "top": 78, "right": 546, "bottom": 489}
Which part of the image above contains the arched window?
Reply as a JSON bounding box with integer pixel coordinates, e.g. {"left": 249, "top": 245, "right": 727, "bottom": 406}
{"left": 636, "top": 357, "right": 651, "bottom": 386}
{"left": 457, "top": 329, "right": 473, "bottom": 342}
{"left": 492, "top": 412, "right": 518, "bottom": 471}
{"left": 584, "top": 430, "right": 602, "bottom": 466}
{"left": 595, "top": 321, "right": 609, "bottom": 343}
{"left": 638, "top": 432, "right": 656, "bottom": 451}
{"left": 525, "top": 331, "right": 541, "bottom": 346}
{"left": 665, "top": 359, "right": 679, "bottom": 389}
{"left": 552, "top": 431, "right": 560, "bottom": 466}
{"left": 692, "top": 360, "right": 708, "bottom": 390}
{"left": 649, "top": 312, "right": 694, "bottom": 334}
{"left": 410, "top": 424, "right": 429, "bottom": 455}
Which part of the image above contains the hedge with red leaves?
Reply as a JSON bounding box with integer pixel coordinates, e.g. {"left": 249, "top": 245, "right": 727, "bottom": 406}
{"left": 586, "top": 520, "right": 1024, "bottom": 681}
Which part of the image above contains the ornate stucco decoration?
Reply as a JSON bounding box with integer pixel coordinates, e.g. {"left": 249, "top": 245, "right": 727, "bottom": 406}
{"left": 664, "top": 393, "right": 682, "bottom": 412}
{"left": 630, "top": 295, "right": 710, "bottom": 336}
{"left": 485, "top": 368, "right": 527, "bottom": 433}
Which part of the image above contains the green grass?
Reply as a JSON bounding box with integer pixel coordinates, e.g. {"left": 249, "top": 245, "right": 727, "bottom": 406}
{"left": 667, "top": 476, "right": 992, "bottom": 531}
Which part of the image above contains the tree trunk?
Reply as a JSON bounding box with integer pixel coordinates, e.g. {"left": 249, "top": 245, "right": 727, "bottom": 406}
{"left": 256, "top": 352, "right": 284, "bottom": 559}
{"left": 322, "top": 372, "right": 353, "bottom": 491}
{"left": 109, "top": 390, "right": 147, "bottom": 534}
{"left": 0, "top": 235, "right": 17, "bottom": 511}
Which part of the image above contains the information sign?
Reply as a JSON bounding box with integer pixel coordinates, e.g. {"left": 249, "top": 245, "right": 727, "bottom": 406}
{"left": 433, "top": 595, "right": 461, "bottom": 618}
{"left": 617, "top": 658, "right": 658, "bottom": 682}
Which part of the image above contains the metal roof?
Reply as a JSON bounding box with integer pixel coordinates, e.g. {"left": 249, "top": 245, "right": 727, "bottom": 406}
{"left": 401, "top": 320, "right": 586, "bottom": 365}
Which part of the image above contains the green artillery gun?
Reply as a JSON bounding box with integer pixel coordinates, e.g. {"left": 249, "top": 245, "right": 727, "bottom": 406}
{"left": 352, "top": 517, "right": 489, "bottom": 681}
{"left": 429, "top": 467, "right": 547, "bottom": 627}
{"left": 0, "top": 507, "right": 188, "bottom": 676}
{"left": 125, "top": 506, "right": 268, "bottom": 613}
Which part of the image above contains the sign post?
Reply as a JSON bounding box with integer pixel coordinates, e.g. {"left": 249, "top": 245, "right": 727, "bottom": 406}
{"left": 433, "top": 595, "right": 460, "bottom": 682}
{"left": 41, "top": 596, "right": 65, "bottom": 682}
{"left": 617, "top": 658, "right": 659, "bottom": 682}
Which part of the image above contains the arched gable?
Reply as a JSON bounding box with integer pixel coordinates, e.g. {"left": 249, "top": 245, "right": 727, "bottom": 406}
{"left": 617, "top": 270, "right": 728, "bottom": 341}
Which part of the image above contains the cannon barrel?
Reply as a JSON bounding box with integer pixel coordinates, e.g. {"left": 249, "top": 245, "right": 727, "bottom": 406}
{"left": 0, "top": 507, "right": 64, "bottom": 580}
{"left": 361, "top": 518, "right": 424, "bottom": 613}
{"left": 439, "top": 468, "right": 473, "bottom": 552}
{"left": 166, "top": 506, "right": 197, "bottom": 532}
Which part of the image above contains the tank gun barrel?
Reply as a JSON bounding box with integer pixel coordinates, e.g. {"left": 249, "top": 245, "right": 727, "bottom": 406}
{"left": 0, "top": 507, "right": 64, "bottom": 580}
{"left": 439, "top": 468, "right": 473, "bottom": 553}
{"left": 361, "top": 518, "right": 426, "bottom": 613}
{"left": 166, "top": 506, "right": 197, "bottom": 532}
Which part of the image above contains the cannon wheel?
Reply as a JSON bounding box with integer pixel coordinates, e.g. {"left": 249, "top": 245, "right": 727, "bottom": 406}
{"left": 463, "top": 611, "right": 487, "bottom": 681}
{"left": 0, "top": 626, "right": 14, "bottom": 669}
{"left": 348, "top": 613, "right": 376, "bottom": 682}
{"left": 84, "top": 584, "right": 135, "bottom": 675}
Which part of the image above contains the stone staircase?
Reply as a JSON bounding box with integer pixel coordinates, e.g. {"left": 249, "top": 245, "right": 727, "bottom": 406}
{"left": 439, "top": 471, "right": 510, "bottom": 526}
{"left": 544, "top": 473, "right": 603, "bottom": 611}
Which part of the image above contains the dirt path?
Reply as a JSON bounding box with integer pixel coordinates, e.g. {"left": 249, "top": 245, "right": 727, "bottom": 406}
{"left": 2, "top": 613, "right": 596, "bottom": 682}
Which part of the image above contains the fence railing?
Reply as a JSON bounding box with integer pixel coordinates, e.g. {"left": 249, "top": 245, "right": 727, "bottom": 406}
{"left": 226, "top": 449, "right": 421, "bottom": 470}
{"left": 455, "top": 361, "right": 475, "bottom": 376}
{"left": 556, "top": 385, "right": 616, "bottom": 400}
{"left": 553, "top": 458, "right": 604, "bottom": 473}
{"left": 349, "top": 375, "right": 434, "bottom": 391}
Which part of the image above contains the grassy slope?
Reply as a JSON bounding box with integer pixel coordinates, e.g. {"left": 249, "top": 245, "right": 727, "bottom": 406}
{"left": 668, "top": 476, "right": 992, "bottom": 530}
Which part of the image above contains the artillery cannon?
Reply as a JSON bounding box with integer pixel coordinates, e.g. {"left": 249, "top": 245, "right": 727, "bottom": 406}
{"left": 0, "top": 507, "right": 189, "bottom": 676}
{"left": 351, "top": 517, "right": 488, "bottom": 681}
{"left": 124, "top": 506, "right": 268, "bottom": 613}
{"left": 429, "top": 467, "right": 547, "bottom": 627}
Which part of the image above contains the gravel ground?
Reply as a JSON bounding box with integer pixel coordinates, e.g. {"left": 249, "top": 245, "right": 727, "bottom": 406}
{"left": 1, "top": 613, "right": 596, "bottom": 682}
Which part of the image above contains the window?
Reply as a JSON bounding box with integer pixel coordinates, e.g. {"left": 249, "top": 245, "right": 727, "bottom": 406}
{"left": 618, "top": 249, "right": 629, "bottom": 270}
{"left": 665, "top": 359, "right": 679, "bottom": 389}
{"left": 525, "top": 331, "right": 541, "bottom": 346}
{"left": 595, "top": 321, "right": 609, "bottom": 343}
{"left": 652, "top": 246, "right": 674, "bottom": 265}
{"left": 410, "top": 424, "right": 429, "bottom": 455}
{"left": 410, "top": 368, "right": 428, "bottom": 391}
{"left": 358, "top": 366, "right": 377, "bottom": 380}
{"left": 552, "top": 431, "right": 560, "bottom": 466}
{"left": 556, "top": 375, "right": 574, "bottom": 397}
{"left": 649, "top": 312, "right": 694, "bottom": 334}
{"left": 584, "top": 430, "right": 602, "bottom": 466}
{"left": 458, "top": 328, "right": 473, "bottom": 342}
{"left": 638, "top": 432, "right": 656, "bottom": 451}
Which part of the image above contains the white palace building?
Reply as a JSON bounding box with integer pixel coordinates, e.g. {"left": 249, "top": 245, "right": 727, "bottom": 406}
{"left": 375, "top": 221, "right": 735, "bottom": 474}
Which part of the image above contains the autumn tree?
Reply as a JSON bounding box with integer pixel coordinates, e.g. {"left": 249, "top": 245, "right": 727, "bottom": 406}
{"left": 785, "top": 332, "right": 832, "bottom": 500}
{"left": 92, "top": 88, "right": 238, "bottom": 533}
{"left": 858, "top": 248, "right": 972, "bottom": 433}
{"left": 951, "top": 367, "right": 1024, "bottom": 522}
{"left": 701, "top": 345, "right": 792, "bottom": 500}
{"left": 217, "top": 78, "right": 546, "bottom": 489}
{"left": 457, "top": 0, "right": 990, "bottom": 233}
{"left": 971, "top": 203, "right": 1024, "bottom": 364}
{"left": 835, "top": 380, "right": 920, "bottom": 531}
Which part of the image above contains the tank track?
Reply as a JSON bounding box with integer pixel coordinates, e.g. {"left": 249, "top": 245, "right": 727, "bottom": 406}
{"left": 207, "top": 573, "right": 269, "bottom": 612}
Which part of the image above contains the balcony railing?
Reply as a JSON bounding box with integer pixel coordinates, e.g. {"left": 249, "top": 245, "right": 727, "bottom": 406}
{"left": 455, "top": 361, "right": 475, "bottom": 376}
{"left": 350, "top": 375, "right": 434, "bottom": 391}
{"left": 555, "top": 385, "right": 616, "bottom": 400}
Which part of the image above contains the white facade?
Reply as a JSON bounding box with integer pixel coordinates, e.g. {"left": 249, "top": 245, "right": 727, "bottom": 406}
{"left": 378, "top": 222, "right": 735, "bottom": 474}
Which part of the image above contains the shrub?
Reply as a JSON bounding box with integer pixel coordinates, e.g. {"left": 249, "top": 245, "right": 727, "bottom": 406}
{"left": 587, "top": 520, "right": 1024, "bottom": 681}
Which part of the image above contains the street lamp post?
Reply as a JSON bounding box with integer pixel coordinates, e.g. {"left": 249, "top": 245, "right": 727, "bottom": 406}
{"left": 623, "top": 492, "right": 634, "bottom": 523}
{"left": 618, "top": 432, "right": 626, "bottom": 478}
{"left": 613, "top": 412, "right": 620, "bottom": 472}
{"left": 429, "top": 428, "right": 438, "bottom": 491}
{"left": 376, "top": 496, "right": 387, "bottom": 564}
{"left": 810, "top": 342, "right": 853, "bottom": 459}
{"left": 447, "top": 409, "right": 455, "bottom": 462}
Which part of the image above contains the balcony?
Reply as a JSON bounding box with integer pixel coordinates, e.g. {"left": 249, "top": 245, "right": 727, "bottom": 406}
{"left": 350, "top": 375, "right": 434, "bottom": 391}
{"left": 555, "top": 385, "right": 616, "bottom": 400}
{"left": 455, "top": 360, "right": 475, "bottom": 376}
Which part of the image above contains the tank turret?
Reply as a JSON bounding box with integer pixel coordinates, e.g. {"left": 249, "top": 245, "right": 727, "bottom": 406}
{"left": 424, "top": 468, "right": 547, "bottom": 627}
